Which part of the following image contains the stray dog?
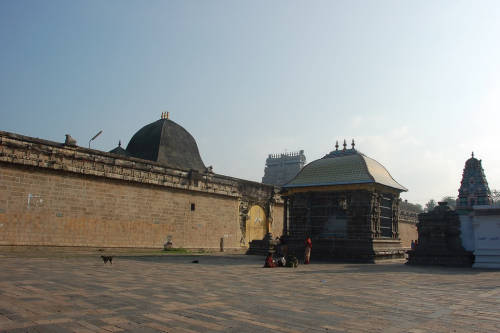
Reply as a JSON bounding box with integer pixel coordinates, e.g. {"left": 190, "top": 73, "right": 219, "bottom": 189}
{"left": 101, "top": 255, "right": 113, "bottom": 264}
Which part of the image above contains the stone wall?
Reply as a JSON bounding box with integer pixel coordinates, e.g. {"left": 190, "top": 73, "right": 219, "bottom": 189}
{"left": 398, "top": 222, "right": 417, "bottom": 248}
{"left": 0, "top": 131, "right": 282, "bottom": 249}
{"left": 398, "top": 201, "right": 419, "bottom": 248}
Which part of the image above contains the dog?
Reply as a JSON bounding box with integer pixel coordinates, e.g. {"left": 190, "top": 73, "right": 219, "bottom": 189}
{"left": 101, "top": 255, "right": 113, "bottom": 264}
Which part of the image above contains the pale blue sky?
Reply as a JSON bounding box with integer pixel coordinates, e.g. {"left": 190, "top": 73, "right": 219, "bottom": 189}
{"left": 1, "top": 1, "right": 500, "bottom": 205}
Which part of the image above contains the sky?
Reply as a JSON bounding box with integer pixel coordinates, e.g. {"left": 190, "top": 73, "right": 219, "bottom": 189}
{"left": 1, "top": 0, "right": 500, "bottom": 205}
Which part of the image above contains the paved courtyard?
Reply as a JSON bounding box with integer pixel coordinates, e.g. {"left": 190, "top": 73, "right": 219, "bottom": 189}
{"left": 0, "top": 248, "right": 499, "bottom": 333}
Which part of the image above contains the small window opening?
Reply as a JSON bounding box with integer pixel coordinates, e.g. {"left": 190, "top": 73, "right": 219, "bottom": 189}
{"left": 191, "top": 203, "right": 195, "bottom": 211}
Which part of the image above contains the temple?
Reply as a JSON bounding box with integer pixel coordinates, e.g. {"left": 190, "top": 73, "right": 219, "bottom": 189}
{"left": 0, "top": 115, "right": 283, "bottom": 250}
{"left": 456, "top": 152, "right": 492, "bottom": 211}
{"left": 262, "top": 150, "right": 306, "bottom": 186}
{"left": 281, "top": 140, "right": 409, "bottom": 262}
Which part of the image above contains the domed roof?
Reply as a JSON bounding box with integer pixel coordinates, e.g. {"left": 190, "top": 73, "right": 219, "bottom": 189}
{"left": 126, "top": 117, "right": 206, "bottom": 172}
{"left": 283, "top": 146, "right": 407, "bottom": 192}
{"left": 109, "top": 140, "right": 130, "bottom": 157}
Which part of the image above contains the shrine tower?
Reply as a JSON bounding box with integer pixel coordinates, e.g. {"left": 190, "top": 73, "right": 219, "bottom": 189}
{"left": 456, "top": 152, "right": 492, "bottom": 211}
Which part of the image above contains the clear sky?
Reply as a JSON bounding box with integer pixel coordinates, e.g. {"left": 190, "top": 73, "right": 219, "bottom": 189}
{"left": 1, "top": 0, "right": 500, "bottom": 205}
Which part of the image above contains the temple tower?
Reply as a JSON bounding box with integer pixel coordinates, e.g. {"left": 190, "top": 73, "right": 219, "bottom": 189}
{"left": 262, "top": 150, "right": 306, "bottom": 186}
{"left": 456, "top": 152, "right": 491, "bottom": 211}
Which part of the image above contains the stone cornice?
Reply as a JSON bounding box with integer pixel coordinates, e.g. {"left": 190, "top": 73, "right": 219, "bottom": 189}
{"left": 0, "top": 130, "right": 281, "bottom": 203}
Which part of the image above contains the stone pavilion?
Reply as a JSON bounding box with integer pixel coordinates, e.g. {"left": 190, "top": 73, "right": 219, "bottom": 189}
{"left": 281, "top": 140, "right": 408, "bottom": 262}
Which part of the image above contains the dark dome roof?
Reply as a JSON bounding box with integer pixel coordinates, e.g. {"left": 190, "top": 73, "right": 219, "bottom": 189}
{"left": 109, "top": 141, "right": 130, "bottom": 157}
{"left": 126, "top": 118, "right": 206, "bottom": 172}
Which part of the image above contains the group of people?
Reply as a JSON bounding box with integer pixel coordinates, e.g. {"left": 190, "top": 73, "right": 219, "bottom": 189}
{"left": 264, "top": 236, "right": 312, "bottom": 268}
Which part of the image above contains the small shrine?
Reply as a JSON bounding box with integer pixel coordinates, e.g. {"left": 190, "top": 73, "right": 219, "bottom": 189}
{"left": 407, "top": 202, "right": 474, "bottom": 267}
{"left": 281, "top": 140, "right": 408, "bottom": 262}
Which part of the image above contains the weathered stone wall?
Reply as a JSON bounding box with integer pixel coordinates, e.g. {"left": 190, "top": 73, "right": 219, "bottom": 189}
{"left": 0, "top": 131, "right": 282, "bottom": 249}
{"left": 398, "top": 201, "right": 419, "bottom": 248}
{"left": 398, "top": 222, "right": 417, "bottom": 248}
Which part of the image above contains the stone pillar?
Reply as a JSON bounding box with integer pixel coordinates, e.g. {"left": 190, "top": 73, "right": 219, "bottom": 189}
{"left": 392, "top": 197, "right": 400, "bottom": 239}
{"left": 370, "top": 192, "right": 381, "bottom": 238}
{"left": 305, "top": 193, "right": 312, "bottom": 237}
{"left": 283, "top": 197, "right": 288, "bottom": 235}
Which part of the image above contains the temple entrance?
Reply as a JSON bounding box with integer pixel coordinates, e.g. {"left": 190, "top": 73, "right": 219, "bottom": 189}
{"left": 246, "top": 205, "right": 267, "bottom": 245}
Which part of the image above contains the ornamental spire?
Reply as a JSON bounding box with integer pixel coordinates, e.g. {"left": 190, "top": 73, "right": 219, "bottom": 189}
{"left": 343, "top": 139, "right": 347, "bottom": 150}
{"left": 351, "top": 139, "right": 355, "bottom": 149}
{"left": 335, "top": 140, "right": 339, "bottom": 151}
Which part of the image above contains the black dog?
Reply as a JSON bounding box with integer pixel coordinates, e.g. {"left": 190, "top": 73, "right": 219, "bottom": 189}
{"left": 101, "top": 255, "right": 113, "bottom": 264}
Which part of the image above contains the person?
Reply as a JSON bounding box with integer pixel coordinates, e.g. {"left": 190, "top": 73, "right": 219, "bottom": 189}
{"left": 304, "top": 236, "right": 312, "bottom": 264}
{"left": 264, "top": 252, "right": 276, "bottom": 268}
{"left": 276, "top": 255, "right": 286, "bottom": 267}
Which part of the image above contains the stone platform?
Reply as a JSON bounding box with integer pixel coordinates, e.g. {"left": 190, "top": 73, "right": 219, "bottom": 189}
{"left": 0, "top": 247, "right": 499, "bottom": 332}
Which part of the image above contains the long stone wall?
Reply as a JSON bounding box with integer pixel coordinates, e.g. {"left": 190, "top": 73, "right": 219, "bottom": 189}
{"left": 0, "top": 131, "right": 282, "bottom": 249}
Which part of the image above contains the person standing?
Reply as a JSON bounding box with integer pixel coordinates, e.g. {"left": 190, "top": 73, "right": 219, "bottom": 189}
{"left": 304, "top": 236, "right": 312, "bottom": 264}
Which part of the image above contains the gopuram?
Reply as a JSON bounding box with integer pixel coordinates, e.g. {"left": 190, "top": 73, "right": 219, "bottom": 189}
{"left": 408, "top": 153, "right": 497, "bottom": 267}
{"left": 280, "top": 140, "right": 409, "bottom": 262}
{"left": 455, "top": 153, "right": 499, "bottom": 268}
{"left": 262, "top": 150, "right": 306, "bottom": 186}
{"left": 456, "top": 152, "right": 492, "bottom": 211}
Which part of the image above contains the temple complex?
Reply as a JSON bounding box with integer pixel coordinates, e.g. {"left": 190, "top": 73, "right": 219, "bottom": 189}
{"left": 280, "top": 140, "right": 411, "bottom": 262}
{"left": 0, "top": 115, "right": 283, "bottom": 250}
{"left": 408, "top": 153, "right": 500, "bottom": 268}
{"left": 262, "top": 150, "right": 306, "bottom": 186}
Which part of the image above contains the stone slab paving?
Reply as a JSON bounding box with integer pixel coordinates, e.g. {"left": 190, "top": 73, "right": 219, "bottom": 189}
{"left": 0, "top": 248, "right": 499, "bottom": 332}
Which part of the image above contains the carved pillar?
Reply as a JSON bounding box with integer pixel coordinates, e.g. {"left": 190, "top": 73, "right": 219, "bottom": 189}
{"left": 305, "top": 193, "right": 312, "bottom": 237}
{"left": 392, "top": 197, "right": 400, "bottom": 239}
{"left": 283, "top": 197, "right": 288, "bottom": 235}
{"left": 238, "top": 200, "right": 249, "bottom": 246}
{"left": 370, "top": 192, "right": 381, "bottom": 238}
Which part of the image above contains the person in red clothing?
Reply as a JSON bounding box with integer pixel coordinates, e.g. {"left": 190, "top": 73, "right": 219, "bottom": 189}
{"left": 264, "top": 252, "right": 276, "bottom": 268}
{"left": 304, "top": 237, "right": 312, "bottom": 264}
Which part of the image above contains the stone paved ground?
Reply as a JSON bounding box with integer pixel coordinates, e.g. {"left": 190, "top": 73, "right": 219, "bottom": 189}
{"left": 0, "top": 248, "right": 499, "bottom": 333}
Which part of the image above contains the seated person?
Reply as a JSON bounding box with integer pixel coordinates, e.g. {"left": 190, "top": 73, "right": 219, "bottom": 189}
{"left": 264, "top": 252, "right": 276, "bottom": 268}
{"left": 276, "top": 256, "right": 286, "bottom": 267}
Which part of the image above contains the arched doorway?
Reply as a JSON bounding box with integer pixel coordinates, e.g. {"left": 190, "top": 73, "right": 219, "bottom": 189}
{"left": 246, "top": 205, "right": 267, "bottom": 245}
